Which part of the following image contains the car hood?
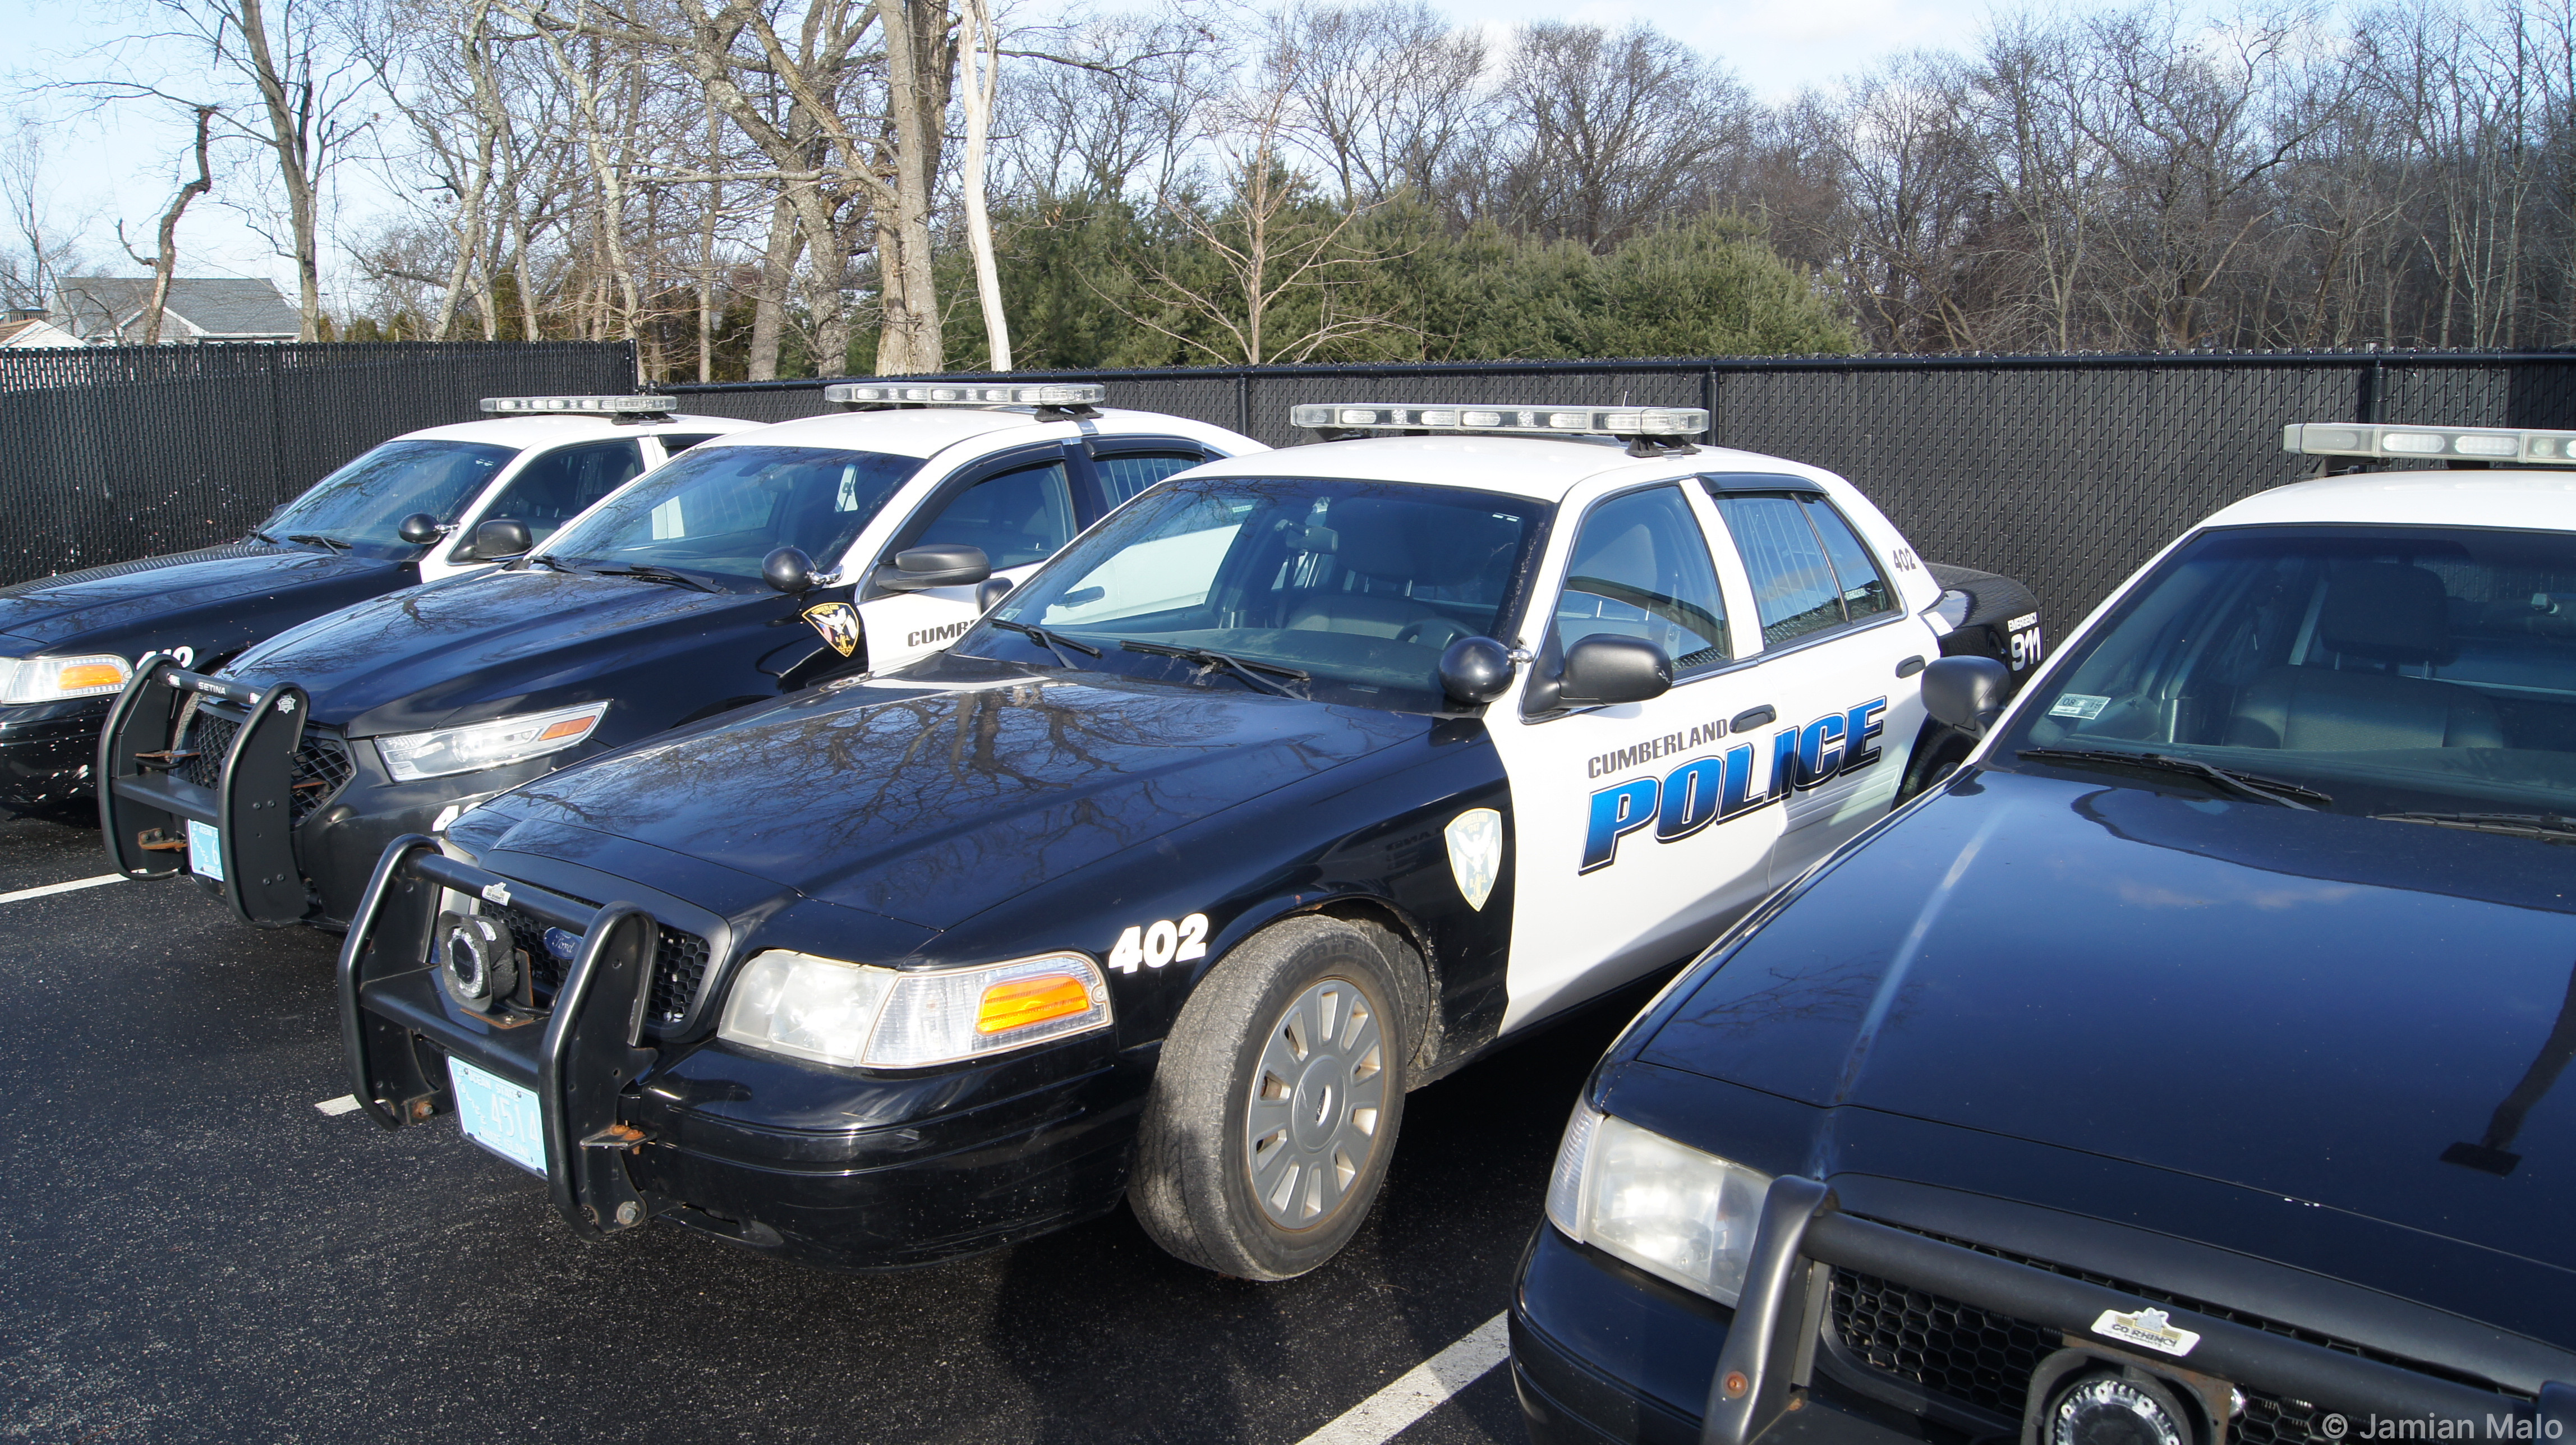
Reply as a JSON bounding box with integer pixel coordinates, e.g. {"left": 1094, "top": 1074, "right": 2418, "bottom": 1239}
{"left": 1640, "top": 766, "right": 2576, "bottom": 1273}
{"left": 471, "top": 661, "right": 1426, "bottom": 931}
{"left": 224, "top": 568, "right": 766, "bottom": 736}
{"left": 0, "top": 542, "right": 402, "bottom": 652}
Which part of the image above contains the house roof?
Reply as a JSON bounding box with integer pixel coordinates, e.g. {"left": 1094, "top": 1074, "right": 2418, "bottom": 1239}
{"left": 0, "top": 315, "right": 83, "bottom": 348}
{"left": 53, "top": 277, "right": 301, "bottom": 340}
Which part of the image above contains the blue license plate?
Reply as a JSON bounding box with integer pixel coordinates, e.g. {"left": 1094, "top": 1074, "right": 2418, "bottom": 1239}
{"left": 186, "top": 818, "right": 222, "bottom": 881}
{"left": 449, "top": 1056, "right": 546, "bottom": 1176}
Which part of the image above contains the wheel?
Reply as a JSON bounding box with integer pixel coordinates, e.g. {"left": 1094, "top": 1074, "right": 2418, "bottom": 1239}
{"left": 1129, "top": 915, "right": 1415, "bottom": 1279}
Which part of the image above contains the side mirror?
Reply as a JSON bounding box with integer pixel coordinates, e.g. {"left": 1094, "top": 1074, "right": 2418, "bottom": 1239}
{"left": 468, "top": 517, "right": 531, "bottom": 560}
{"left": 872, "top": 544, "right": 991, "bottom": 593}
{"left": 1558, "top": 636, "right": 1672, "bottom": 707}
{"left": 762, "top": 546, "right": 816, "bottom": 595}
{"left": 1922, "top": 655, "right": 2011, "bottom": 735}
{"left": 976, "top": 576, "right": 1015, "bottom": 612}
{"left": 397, "top": 513, "right": 445, "bottom": 546}
{"left": 1438, "top": 637, "right": 1515, "bottom": 705}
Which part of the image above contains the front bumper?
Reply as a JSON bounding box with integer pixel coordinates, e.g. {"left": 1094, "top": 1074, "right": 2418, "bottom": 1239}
{"left": 338, "top": 840, "right": 1146, "bottom": 1271}
{"left": 0, "top": 695, "right": 113, "bottom": 816}
{"left": 1511, "top": 1180, "right": 2569, "bottom": 1445}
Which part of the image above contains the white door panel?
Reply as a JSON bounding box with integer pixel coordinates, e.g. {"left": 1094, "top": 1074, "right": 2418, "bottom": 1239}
{"left": 856, "top": 562, "right": 1042, "bottom": 672}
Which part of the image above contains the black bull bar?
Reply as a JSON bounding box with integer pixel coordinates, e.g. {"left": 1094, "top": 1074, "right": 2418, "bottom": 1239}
{"left": 1698, "top": 1178, "right": 2568, "bottom": 1445}
{"left": 96, "top": 653, "right": 309, "bottom": 926}
{"left": 337, "top": 835, "right": 665, "bottom": 1240}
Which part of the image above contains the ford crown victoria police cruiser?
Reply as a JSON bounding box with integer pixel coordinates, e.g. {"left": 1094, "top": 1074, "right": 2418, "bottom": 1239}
{"left": 0, "top": 396, "right": 755, "bottom": 820}
{"left": 99, "top": 383, "right": 1259, "bottom": 931}
{"left": 1509, "top": 422, "right": 2576, "bottom": 1445}
{"left": 327, "top": 402, "right": 2041, "bottom": 1280}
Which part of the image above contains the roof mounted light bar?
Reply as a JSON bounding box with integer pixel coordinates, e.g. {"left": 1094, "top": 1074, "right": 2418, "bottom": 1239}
{"left": 824, "top": 381, "right": 1107, "bottom": 410}
{"left": 480, "top": 395, "right": 678, "bottom": 416}
{"left": 1291, "top": 403, "right": 1708, "bottom": 456}
{"left": 2283, "top": 422, "right": 2576, "bottom": 465}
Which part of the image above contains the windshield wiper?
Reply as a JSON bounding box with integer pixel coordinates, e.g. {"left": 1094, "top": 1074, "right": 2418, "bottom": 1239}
{"left": 2375, "top": 811, "right": 2576, "bottom": 845}
{"left": 990, "top": 619, "right": 1101, "bottom": 669}
{"left": 247, "top": 528, "right": 285, "bottom": 545}
{"left": 285, "top": 532, "right": 350, "bottom": 553}
{"left": 1121, "top": 640, "right": 1310, "bottom": 698}
{"left": 521, "top": 554, "right": 572, "bottom": 572}
{"left": 590, "top": 564, "right": 718, "bottom": 593}
{"left": 2018, "top": 747, "right": 2333, "bottom": 809}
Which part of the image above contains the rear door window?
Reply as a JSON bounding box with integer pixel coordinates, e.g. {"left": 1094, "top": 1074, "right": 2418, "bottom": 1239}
{"left": 1095, "top": 452, "right": 1209, "bottom": 508}
{"left": 1714, "top": 494, "right": 1855, "bottom": 647}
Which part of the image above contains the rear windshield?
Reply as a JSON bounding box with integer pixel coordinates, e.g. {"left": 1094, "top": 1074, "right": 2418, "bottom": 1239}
{"left": 263, "top": 440, "right": 517, "bottom": 555}
{"left": 539, "top": 444, "right": 922, "bottom": 587}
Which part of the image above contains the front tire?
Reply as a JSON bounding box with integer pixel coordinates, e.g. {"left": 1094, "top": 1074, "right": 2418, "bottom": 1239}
{"left": 1129, "top": 915, "right": 1414, "bottom": 1280}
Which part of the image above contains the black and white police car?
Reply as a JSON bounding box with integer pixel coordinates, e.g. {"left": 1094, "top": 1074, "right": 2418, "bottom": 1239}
{"left": 1509, "top": 421, "right": 2576, "bottom": 1445}
{"left": 0, "top": 395, "right": 755, "bottom": 820}
{"left": 330, "top": 401, "right": 2042, "bottom": 1280}
{"left": 99, "top": 382, "right": 1258, "bottom": 931}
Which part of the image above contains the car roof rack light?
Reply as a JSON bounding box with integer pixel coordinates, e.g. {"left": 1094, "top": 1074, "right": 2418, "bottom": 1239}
{"left": 825, "top": 381, "right": 1106, "bottom": 418}
{"left": 2283, "top": 422, "right": 2576, "bottom": 465}
{"left": 480, "top": 394, "right": 678, "bottom": 418}
{"left": 1291, "top": 403, "right": 1709, "bottom": 457}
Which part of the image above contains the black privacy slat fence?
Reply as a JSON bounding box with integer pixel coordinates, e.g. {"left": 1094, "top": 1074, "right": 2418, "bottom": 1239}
{"left": 0, "top": 342, "right": 634, "bottom": 584}
{"left": 6, "top": 343, "right": 2572, "bottom": 631}
{"left": 668, "top": 352, "right": 2576, "bottom": 632}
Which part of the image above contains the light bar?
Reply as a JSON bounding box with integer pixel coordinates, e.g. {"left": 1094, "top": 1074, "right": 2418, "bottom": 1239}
{"left": 2283, "top": 422, "right": 2576, "bottom": 464}
{"left": 1290, "top": 403, "right": 1709, "bottom": 439}
{"left": 824, "top": 381, "right": 1107, "bottom": 407}
{"left": 479, "top": 394, "right": 677, "bottom": 415}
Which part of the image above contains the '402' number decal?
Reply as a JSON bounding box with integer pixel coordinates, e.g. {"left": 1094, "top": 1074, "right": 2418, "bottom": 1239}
{"left": 1107, "top": 914, "right": 1209, "bottom": 974}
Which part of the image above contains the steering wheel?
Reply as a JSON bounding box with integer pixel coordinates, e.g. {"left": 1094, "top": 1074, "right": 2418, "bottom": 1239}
{"left": 1397, "top": 617, "right": 1473, "bottom": 649}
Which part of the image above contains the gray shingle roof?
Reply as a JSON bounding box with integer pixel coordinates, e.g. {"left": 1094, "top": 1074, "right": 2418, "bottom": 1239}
{"left": 52, "top": 277, "right": 301, "bottom": 340}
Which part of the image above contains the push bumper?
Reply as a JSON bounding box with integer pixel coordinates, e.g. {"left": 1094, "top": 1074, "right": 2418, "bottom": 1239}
{"left": 338, "top": 840, "right": 1146, "bottom": 1271}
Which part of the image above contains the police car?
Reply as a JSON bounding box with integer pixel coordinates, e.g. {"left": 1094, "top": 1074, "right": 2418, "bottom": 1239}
{"left": 1510, "top": 422, "right": 2576, "bottom": 1445}
{"left": 98, "top": 384, "right": 1259, "bottom": 929}
{"left": 0, "top": 397, "right": 755, "bottom": 820}
{"left": 328, "top": 402, "right": 2041, "bottom": 1279}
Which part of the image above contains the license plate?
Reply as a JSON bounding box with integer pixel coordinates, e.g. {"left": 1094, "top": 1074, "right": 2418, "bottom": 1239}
{"left": 449, "top": 1056, "right": 547, "bottom": 1176}
{"left": 185, "top": 818, "right": 223, "bottom": 881}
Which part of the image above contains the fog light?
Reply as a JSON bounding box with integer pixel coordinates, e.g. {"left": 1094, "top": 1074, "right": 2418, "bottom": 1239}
{"left": 2046, "top": 1374, "right": 2192, "bottom": 1445}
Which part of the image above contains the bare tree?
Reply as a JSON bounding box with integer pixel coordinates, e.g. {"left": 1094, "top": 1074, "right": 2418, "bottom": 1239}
{"left": 117, "top": 104, "right": 220, "bottom": 344}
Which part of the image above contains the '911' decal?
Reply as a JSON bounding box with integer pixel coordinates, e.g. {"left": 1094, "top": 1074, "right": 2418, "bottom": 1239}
{"left": 1581, "top": 700, "right": 1887, "bottom": 873}
{"left": 1107, "top": 914, "right": 1210, "bottom": 973}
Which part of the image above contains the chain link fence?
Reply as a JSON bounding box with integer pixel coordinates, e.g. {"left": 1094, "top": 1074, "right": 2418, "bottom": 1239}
{"left": 0, "top": 341, "right": 635, "bottom": 584}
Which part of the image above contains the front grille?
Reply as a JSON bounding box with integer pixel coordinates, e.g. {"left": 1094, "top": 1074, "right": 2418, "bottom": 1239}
{"left": 177, "top": 711, "right": 356, "bottom": 823}
{"left": 489, "top": 896, "right": 712, "bottom": 1026}
{"left": 1827, "top": 1229, "right": 2526, "bottom": 1445}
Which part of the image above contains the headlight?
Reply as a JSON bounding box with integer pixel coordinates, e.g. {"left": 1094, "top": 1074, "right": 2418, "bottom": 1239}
{"left": 0, "top": 654, "right": 131, "bottom": 704}
{"left": 375, "top": 701, "right": 609, "bottom": 781}
{"left": 1544, "top": 1102, "right": 1772, "bottom": 1305}
{"left": 716, "top": 949, "right": 1112, "bottom": 1069}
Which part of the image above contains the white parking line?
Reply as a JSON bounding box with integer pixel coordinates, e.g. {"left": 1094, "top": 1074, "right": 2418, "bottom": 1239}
{"left": 1293, "top": 1311, "right": 1511, "bottom": 1445}
{"left": 0, "top": 873, "right": 126, "bottom": 905}
{"left": 314, "top": 1096, "right": 361, "bottom": 1117}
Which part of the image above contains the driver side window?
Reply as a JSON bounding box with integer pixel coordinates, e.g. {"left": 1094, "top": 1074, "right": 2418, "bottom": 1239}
{"left": 466, "top": 440, "right": 644, "bottom": 554}
{"left": 1554, "top": 486, "right": 1731, "bottom": 675}
{"left": 914, "top": 460, "right": 1077, "bottom": 569}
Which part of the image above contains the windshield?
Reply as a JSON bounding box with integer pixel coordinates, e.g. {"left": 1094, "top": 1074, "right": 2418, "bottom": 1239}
{"left": 263, "top": 440, "right": 517, "bottom": 555}
{"left": 963, "top": 476, "right": 1551, "bottom": 712}
{"left": 539, "top": 444, "right": 921, "bottom": 585}
{"left": 1995, "top": 523, "right": 2576, "bottom": 819}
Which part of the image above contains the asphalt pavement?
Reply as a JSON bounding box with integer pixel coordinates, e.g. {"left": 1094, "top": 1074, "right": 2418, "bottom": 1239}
{"left": 0, "top": 812, "right": 1629, "bottom": 1444}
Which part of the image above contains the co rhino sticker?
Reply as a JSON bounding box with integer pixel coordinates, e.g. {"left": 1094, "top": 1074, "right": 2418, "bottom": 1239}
{"left": 1580, "top": 698, "right": 1887, "bottom": 873}
{"left": 803, "top": 601, "right": 862, "bottom": 657}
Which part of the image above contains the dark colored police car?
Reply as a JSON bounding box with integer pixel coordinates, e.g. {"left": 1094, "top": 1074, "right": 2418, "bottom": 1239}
{"left": 98, "top": 384, "right": 1255, "bottom": 929}
{"left": 0, "top": 397, "right": 748, "bottom": 820}
{"left": 1510, "top": 422, "right": 2576, "bottom": 1445}
{"left": 328, "top": 402, "right": 2039, "bottom": 1281}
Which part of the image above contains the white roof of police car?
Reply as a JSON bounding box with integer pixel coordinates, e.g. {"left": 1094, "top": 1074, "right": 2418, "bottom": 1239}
{"left": 680, "top": 404, "right": 1259, "bottom": 461}
{"left": 2198, "top": 467, "right": 2576, "bottom": 534}
{"left": 1177, "top": 434, "right": 1848, "bottom": 503}
{"left": 390, "top": 412, "right": 762, "bottom": 448}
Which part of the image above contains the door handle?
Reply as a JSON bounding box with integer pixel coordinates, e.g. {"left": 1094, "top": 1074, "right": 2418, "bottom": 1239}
{"left": 1730, "top": 705, "right": 1775, "bottom": 732}
{"left": 1896, "top": 655, "right": 1927, "bottom": 678}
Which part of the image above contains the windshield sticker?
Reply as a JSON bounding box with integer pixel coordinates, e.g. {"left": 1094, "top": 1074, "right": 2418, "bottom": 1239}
{"left": 2090, "top": 1307, "right": 2201, "bottom": 1358}
{"left": 1445, "top": 808, "right": 1504, "bottom": 911}
{"left": 1581, "top": 698, "right": 1887, "bottom": 873}
{"left": 803, "top": 601, "right": 862, "bottom": 657}
{"left": 2050, "top": 693, "right": 2109, "bottom": 720}
{"left": 1108, "top": 914, "right": 1211, "bottom": 973}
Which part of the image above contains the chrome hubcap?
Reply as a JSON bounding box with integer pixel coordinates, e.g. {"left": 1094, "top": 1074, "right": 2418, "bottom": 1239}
{"left": 1245, "top": 977, "right": 1386, "bottom": 1230}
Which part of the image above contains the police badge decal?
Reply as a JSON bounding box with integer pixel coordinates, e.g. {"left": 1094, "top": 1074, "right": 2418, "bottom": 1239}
{"left": 803, "top": 601, "right": 862, "bottom": 657}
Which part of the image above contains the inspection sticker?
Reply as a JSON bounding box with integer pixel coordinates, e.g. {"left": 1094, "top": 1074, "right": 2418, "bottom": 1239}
{"left": 2049, "top": 694, "right": 2110, "bottom": 720}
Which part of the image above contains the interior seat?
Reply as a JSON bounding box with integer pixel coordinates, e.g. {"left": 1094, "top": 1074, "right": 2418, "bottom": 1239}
{"left": 2227, "top": 563, "right": 2503, "bottom": 750}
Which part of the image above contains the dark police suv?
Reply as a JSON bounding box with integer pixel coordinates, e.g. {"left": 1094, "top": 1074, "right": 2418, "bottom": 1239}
{"left": 1510, "top": 422, "right": 2576, "bottom": 1445}
{"left": 0, "top": 396, "right": 749, "bottom": 820}
{"left": 326, "top": 401, "right": 2040, "bottom": 1280}
{"left": 98, "top": 383, "right": 1256, "bottom": 929}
